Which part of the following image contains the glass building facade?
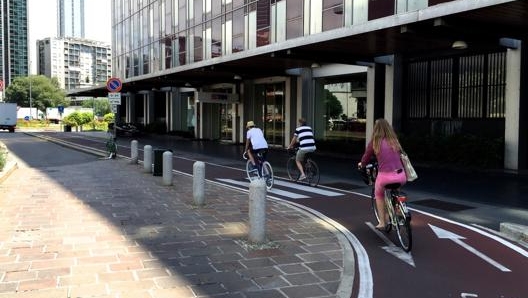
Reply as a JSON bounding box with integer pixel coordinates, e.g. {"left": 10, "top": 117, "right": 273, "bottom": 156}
{"left": 58, "top": 0, "right": 85, "bottom": 38}
{"left": 106, "top": 0, "right": 527, "bottom": 170}
{"left": 1, "top": 0, "right": 28, "bottom": 87}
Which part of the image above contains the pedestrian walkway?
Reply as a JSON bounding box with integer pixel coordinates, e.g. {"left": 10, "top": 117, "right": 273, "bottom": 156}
{"left": 0, "top": 143, "right": 353, "bottom": 297}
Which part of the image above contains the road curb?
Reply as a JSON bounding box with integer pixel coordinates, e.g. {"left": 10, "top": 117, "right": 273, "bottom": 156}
{"left": 500, "top": 222, "right": 528, "bottom": 246}
{"left": 0, "top": 142, "right": 18, "bottom": 184}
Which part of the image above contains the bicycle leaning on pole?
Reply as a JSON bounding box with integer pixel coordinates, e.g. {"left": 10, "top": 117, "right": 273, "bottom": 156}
{"left": 286, "top": 147, "right": 320, "bottom": 187}
{"left": 358, "top": 161, "right": 413, "bottom": 252}
{"left": 243, "top": 151, "right": 274, "bottom": 190}
{"left": 105, "top": 132, "right": 117, "bottom": 159}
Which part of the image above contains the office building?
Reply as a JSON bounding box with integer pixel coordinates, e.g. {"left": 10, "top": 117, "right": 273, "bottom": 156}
{"left": 0, "top": 0, "right": 28, "bottom": 87}
{"left": 57, "top": 0, "right": 85, "bottom": 38}
{"left": 37, "top": 37, "right": 111, "bottom": 90}
{"left": 68, "top": 0, "right": 528, "bottom": 171}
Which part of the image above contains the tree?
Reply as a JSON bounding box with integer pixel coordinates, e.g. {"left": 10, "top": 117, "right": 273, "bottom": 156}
{"left": 323, "top": 89, "right": 343, "bottom": 119}
{"left": 81, "top": 98, "right": 112, "bottom": 117}
{"left": 4, "top": 75, "right": 68, "bottom": 113}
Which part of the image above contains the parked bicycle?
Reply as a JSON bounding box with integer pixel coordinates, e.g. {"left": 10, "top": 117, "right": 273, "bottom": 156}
{"left": 286, "top": 147, "right": 320, "bottom": 187}
{"left": 105, "top": 133, "right": 117, "bottom": 159}
{"left": 359, "top": 161, "right": 412, "bottom": 252}
{"left": 243, "top": 151, "right": 274, "bottom": 190}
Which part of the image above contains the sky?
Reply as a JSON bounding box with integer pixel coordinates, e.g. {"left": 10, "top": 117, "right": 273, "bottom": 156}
{"left": 28, "top": 0, "right": 112, "bottom": 74}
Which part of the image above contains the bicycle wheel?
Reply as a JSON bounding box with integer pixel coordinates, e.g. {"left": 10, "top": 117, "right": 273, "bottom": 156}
{"left": 304, "top": 159, "right": 320, "bottom": 187}
{"left": 262, "top": 161, "right": 274, "bottom": 190}
{"left": 394, "top": 200, "right": 412, "bottom": 252}
{"left": 246, "top": 160, "right": 259, "bottom": 181}
{"left": 106, "top": 139, "right": 117, "bottom": 159}
{"left": 286, "top": 157, "right": 300, "bottom": 181}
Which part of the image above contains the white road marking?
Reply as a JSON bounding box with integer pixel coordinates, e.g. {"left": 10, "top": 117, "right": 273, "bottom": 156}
{"left": 366, "top": 222, "right": 415, "bottom": 267}
{"left": 216, "top": 179, "right": 310, "bottom": 199}
{"left": 430, "top": 224, "right": 511, "bottom": 272}
{"left": 273, "top": 180, "right": 344, "bottom": 196}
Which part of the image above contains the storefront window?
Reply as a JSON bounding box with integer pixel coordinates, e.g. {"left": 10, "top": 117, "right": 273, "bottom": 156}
{"left": 323, "top": 82, "right": 367, "bottom": 141}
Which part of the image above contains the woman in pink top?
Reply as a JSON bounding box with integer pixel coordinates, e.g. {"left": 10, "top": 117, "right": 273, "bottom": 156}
{"left": 359, "top": 119, "right": 406, "bottom": 229}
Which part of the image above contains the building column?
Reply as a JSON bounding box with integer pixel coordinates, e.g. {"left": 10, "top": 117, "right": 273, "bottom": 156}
{"left": 126, "top": 93, "right": 136, "bottom": 123}
{"left": 504, "top": 41, "right": 522, "bottom": 170}
{"left": 384, "top": 55, "right": 403, "bottom": 132}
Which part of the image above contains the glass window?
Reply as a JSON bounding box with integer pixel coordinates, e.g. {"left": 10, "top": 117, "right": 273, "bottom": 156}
{"left": 194, "top": 0, "right": 203, "bottom": 25}
{"left": 323, "top": 81, "right": 367, "bottom": 142}
{"left": 256, "top": 0, "right": 270, "bottom": 46}
{"left": 193, "top": 25, "right": 203, "bottom": 62}
{"left": 212, "top": 17, "right": 222, "bottom": 57}
{"left": 232, "top": 8, "right": 245, "bottom": 52}
{"left": 322, "top": 0, "right": 343, "bottom": 31}
{"left": 286, "top": 0, "right": 303, "bottom": 39}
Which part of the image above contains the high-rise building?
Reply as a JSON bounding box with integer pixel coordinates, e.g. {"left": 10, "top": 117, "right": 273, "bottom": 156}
{"left": 57, "top": 0, "right": 85, "bottom": 38}
{"left": 37, "top": 37, "right": 111, "bottom": 90}
{"left": 0, "top": 0, "right": 29, "bottom": 87}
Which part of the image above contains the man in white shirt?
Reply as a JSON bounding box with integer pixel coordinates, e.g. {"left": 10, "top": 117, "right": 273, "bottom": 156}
{"left": 244, "top": 121, "right": 268, "bottom": 168}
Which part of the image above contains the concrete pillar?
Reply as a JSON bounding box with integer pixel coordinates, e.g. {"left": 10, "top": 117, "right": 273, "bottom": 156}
{"left": 130, "top": 140, "right": 138, "bottom": 164}
{"left": 504, "top": 44, "right": 522, "bottom": 170}
{"left": 144, "top": 145, "right": 152, "bottom": 173}
{"left": 162, "top": 151, "right": 173, "bottom": 186}
{"left": 248, "top": 179, "right": 267, "bottom": 243}
{"left": 193, "top": 161, "right": 205, "bottom": 206}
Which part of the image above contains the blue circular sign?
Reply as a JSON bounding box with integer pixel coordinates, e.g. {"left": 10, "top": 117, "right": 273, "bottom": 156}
{"left": 106, "top": 77, "right": 122, "bottom": 92}
{"left": 24, "top": 116, "right": 30, "bottom": 121}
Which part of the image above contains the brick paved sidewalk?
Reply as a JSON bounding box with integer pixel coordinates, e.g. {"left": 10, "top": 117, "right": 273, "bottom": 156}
{"left": 0, "top": 153, "right": 352, "bottom": 297}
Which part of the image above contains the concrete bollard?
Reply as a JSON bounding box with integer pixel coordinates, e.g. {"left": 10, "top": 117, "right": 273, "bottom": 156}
{"left": 248, "top": 179, "right": 267, "bottom": 243}
{"left": 143, "top": 145, "right": 152, "bottom": 173}
{"left": 193, "top": 161, "right": 205, "bottom": 206}
{"left": 130, "top": 140, "right": 138, "bottom": 164}
{"left": 162, "top": 151, "right": 173, "bottom": 186}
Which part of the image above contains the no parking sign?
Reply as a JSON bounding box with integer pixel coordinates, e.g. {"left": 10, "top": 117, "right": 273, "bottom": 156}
{"left": 106, "top": 77, "right": 122, "bottom": 93}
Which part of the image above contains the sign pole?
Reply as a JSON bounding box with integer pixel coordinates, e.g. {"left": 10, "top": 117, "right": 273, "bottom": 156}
{"left": 106, "top": 77, "right": 123, "bottom": 139}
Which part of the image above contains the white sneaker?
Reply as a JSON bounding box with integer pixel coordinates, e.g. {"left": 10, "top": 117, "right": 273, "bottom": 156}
{"left": 298, "top": 174, "right": 306, "bottom": 181}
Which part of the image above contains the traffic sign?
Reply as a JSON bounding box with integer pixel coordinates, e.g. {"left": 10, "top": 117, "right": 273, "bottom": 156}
{"left": 110, "top": 104, "right": 118, "bottom": 113}
{"left": 0, "top": 79, "right": 3, "bottom": 91}
{"left": 106, "top": 77, "right": 122, "bottom": 92}
{"left": 58, "top": 105, "right": 64, "bottom": 114}
{"left": 108, "top": 92, "right": 121, "bottom": 105}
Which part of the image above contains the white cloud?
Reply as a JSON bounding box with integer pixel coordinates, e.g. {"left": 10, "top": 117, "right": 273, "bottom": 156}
{"left": 28, "top": 0, "right": 111, "bottom": 74}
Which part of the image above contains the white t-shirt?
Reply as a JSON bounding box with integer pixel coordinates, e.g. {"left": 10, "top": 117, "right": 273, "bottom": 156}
{"left": 246, "top": 127, "right": 268, "bottom": 150}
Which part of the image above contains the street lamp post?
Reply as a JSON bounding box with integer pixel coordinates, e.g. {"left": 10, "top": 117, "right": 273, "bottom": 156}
{"left": 29, "top": 61, "right": 33, "bottom": 120}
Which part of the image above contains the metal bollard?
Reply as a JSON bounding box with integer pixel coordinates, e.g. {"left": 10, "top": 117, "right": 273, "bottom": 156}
{"left": 143, "top": 145, "right": 152, "bottom": 173}
{"left": 162, "top": 151, "right": 173, "bottom": 186}
{"left": 248, "top": 179, "right": 267, "bottom": 243}
{"left": 193, "top": 161, "right": 205, "bottom": 206}
{"left": 130, "top": 140, "right": 138, "bottom": 164}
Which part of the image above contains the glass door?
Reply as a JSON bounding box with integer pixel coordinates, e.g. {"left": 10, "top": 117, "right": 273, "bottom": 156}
{"left": 220, "top": 103, "right": 233, "bottom": 141}
{"left": 262, "top": 83, "right": 285, "bottom": 146}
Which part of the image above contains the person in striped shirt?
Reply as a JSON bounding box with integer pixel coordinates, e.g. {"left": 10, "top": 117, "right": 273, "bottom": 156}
{"left": 287, "top": 118, "right": 316, "bottom": 180}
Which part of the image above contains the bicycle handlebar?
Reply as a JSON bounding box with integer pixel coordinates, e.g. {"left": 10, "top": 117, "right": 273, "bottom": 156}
{"left": 242, "top": 151, "right": 249, "bottom": 160}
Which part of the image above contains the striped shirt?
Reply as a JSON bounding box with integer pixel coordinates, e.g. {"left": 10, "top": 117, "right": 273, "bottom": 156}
{"left": 294, "top": 125, "right": 316, "bottom": 151}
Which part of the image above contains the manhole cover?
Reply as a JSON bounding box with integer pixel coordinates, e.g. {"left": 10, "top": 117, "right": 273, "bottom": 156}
{"left": 411, "top": 199, "right": 474, "bottom": 212}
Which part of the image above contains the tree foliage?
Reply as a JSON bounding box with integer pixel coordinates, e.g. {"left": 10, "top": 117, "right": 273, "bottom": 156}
{"left": 323, "top": 89, "right": 343, "bottom": 119}
{"left": 63, "top": 111, "right": 94, "bottom": 131}
{"left": 81, "top": 98, "right": 112, "bottom": 117}
{"left": 4, "top": 76, "right": 68, "bottom": 112}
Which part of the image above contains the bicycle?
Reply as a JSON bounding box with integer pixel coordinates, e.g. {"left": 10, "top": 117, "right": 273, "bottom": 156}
{"left": 105, "top": 134, "right": 117, "bottom": 159}
{"left": 359, "top": 161, "right": 412, "bottom": 252}
{"left": 286, "top": 147, "right": 320, "bottom": 187}
{"left": 243, "top": 150, "right": 274, "bottom": 190}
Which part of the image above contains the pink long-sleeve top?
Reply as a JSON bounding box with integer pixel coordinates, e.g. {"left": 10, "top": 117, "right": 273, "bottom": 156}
{"left": 361, "top": 139, "right": 403, "bottom": 173}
